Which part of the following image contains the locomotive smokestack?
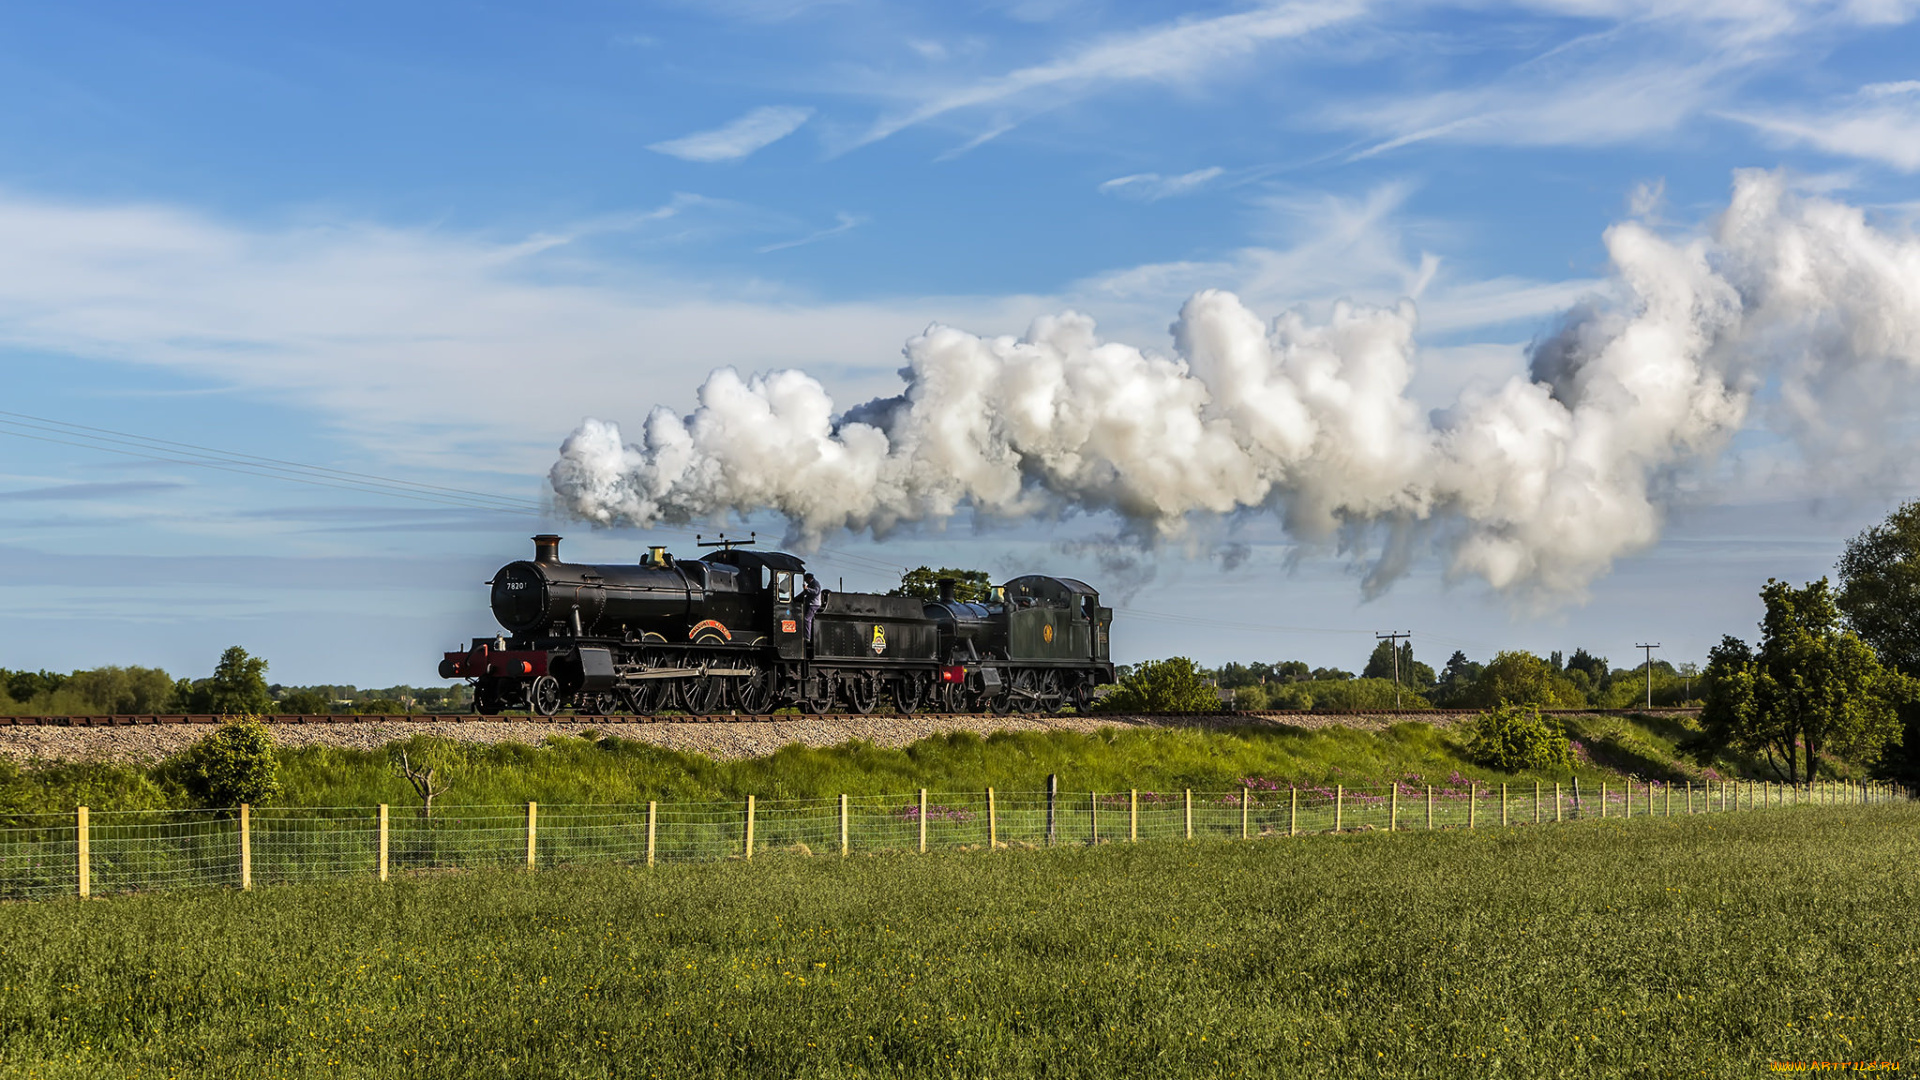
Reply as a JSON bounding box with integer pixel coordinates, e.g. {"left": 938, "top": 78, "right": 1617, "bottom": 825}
{"left": 533, "top": 534, "right": 562, "bottom": 564}
{"left": 937, "top": 578, "right": 956, "bottom": 603}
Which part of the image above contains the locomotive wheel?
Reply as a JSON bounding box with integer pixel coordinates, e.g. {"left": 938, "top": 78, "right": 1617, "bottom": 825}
{"left": 736, "top": 668, "right": 777, "bottom": 714}
{"left": 892, "top": 675, "right": 924, "bottom": 716}
{"left": 620, "top": 682, "right": 661, "bottom": 716}
{"left": 686, "top": 675, "right": 727, "bottom": 716}
{"left": 844, "top": 670, "right": 881, "bottom": 716}
{"left": 473, "top": 685, "right": 502, "bottom": 716}
{"left": 529, "top": 675, "right": 563, "bottom": 717}
{"left": 800, "top": 671, "right": 835, "bottom": 715}
{"left": 1066, "top": 677, "right": 1093, "bottom": 712}
{"left": 1010, "top": 669, "right": 1039, "bottom": 714}
{"left": 1037, "top": 671, "right": 1062, "bottom": 713}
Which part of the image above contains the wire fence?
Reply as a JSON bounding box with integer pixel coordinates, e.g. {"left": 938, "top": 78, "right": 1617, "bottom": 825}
{"left": 1, "top": 778, "right": 1905, "bottom": 901}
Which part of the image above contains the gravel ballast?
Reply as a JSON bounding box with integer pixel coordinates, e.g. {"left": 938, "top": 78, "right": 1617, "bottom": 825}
{"left": 0, "top": 710, "right": 1465, "bottom": 765}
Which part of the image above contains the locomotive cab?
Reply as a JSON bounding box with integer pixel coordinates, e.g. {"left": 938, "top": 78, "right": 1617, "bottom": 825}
{"left": 1002, "top": 575, "right": 1109, "bottom": 664}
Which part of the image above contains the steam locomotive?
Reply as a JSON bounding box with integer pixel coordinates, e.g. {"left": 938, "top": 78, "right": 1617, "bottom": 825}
{"left": 438, "top": 535, "right": 1116, "bottom": 716}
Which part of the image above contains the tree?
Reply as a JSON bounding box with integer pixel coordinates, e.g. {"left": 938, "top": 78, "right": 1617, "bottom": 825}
{"left": 391, "top": 744, "right": 454, "bottom": 819}
{"left": 1838, "top": 500, "right": 1920, "bottom": 675}
{"left": 1362, "top": 640, "right": 1436, "bottom": 690}
{"left": 170, "top": 717, "right": 282, "bottom": 808}
{"left": 1563, "top": 649, "right": 1610, "bottom": 689}
{"left": 1465, "top": 651, "right": 1584, "bottom": 709}
{"left": 890, "top": 567, "right": 994, "bottom": 603}
{"left": 1700, "top": 579, "right": 1905, "bottom": 783}
{"left": 172, "top": 647, "right": 273, "bottom": 715}
{"left": 1310, "top": 667, "right": 1354, "bottom": 682}
{"left": 275, "top": 688, "right": 334, "bottom": 715}
{"left": 1273, "top": 660, "right": 1312, "bottom": 683}
{"left": 1094, "top": 657, "right": 1222, "bottom": 713}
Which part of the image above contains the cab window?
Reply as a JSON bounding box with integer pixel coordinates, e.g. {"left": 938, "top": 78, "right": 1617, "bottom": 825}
{"left": 775, "top": 571, "right": 795, "bottom": 602}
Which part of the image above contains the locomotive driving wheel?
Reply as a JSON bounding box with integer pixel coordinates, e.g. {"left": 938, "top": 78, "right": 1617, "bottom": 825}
{"left": 735, "top": 668, "right": 777, "bottom": 714}
{"left": 800, "top": 671, "right": 835, "bottom": 715}
{"left": 686, "top": 674, "right": 727, "bottom": 716}
{"left": 843, "top": 670, "right": 881, "bottom": 716}
{"left": 891, "top": 674, "right": 924, "bottom": 716}
{"left": 1009, "top": 669, "right": 1039, "bottom": 714}
{"left": 1037, "top": 670, "right": 1062, "bottom": 713}
{"left": 529, "top": 675, "right": 563, "bottom": 717}
{"left": 621, "top": 682, "right": 661, "bottom": 716}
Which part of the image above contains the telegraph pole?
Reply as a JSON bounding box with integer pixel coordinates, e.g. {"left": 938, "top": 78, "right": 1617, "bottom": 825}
{"left": 1376, "top": 631, "right": 1412, "bottom": 708}
{"left": 1636, "top": 643, "right": 1661, "bottom": 709}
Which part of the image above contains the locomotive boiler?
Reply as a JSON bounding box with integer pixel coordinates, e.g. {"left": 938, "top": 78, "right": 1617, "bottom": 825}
{"left": 438, "top": 534, "right": 1116, "bottom": 717}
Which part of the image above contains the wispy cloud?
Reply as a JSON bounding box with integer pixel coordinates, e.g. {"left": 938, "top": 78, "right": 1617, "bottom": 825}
{"left": 0, "top": 480, "right": 186, "bottom": 501}
{"left": 854, "top": 0, "right": 1364, "bottom": 147}
{"left": 757, "top": 212, "right": 866, "bottom": 253}
{"left": 649, "top": 105, "right": 816, "bottom": 162}
{"left": 1098, "top": 167, "right": 1224, "bottom": 201}
{"left": 1726, "top": 81, "right": 1920, "bottom": 171}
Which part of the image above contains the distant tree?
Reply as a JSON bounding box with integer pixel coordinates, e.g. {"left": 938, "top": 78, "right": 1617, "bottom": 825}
{"left": 1563, "top": 649, "right": 1610, "bottom": 688}
{"left": 1214, "top": 662, "right": 1268, "bottom": 689}
{"left": 1361, "top": 641, "right": 1436, "bottom": 690}
{"left": 1699, "top": 578, "right": 1905, "bottom": 783}
{"left": 63, "top": 666, "right": 177, "bottom": 714}
{"left": 1274, "top": 660, "right": 1312, "bottom": 683}
{"left": 4, "top": 669, "right": 68, "bottom": 703}
{"left": 1095, "top": 657, "right": 1222, "bottom": 713}
{"left": 275, "top": 688, "right": 334, "bottom": 715}
{"left": 172, "top": 647, "right": 273, "bottom": 716}
{"left": 1310, "top": 667, "right": 1354, "bottom": 682}
{"left": 1466, "top": 651, "right": 1585, "bottom": 709}
{"left": 890, "top": 567, "right": 994, "bottom": 603}
{"left": 351, "top": 698, "right": 413, "bottom": 715}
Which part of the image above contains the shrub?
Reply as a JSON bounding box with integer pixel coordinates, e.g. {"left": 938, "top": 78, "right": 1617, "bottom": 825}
{"left": 1266, "top": 684, "right": 1314, "bottom": 710}
{"left": 170, "top": 716, "right": 282, "bottom": 808}
{"left": 1467, "top": 703, "right": 1573, "bottom": 773}
{"left": 1465, "top": 651, "right": 1586, "bottom": 709}
{"left": 1095, "top": 657, "right": 1223, "bottom": 713}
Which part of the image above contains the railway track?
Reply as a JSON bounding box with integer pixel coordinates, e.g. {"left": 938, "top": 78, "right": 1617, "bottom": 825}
{"left": 0, "top": 707, "right": 1701, "bottom": 728}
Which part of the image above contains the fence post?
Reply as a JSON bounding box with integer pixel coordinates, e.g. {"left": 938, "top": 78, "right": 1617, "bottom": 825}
{"left": 1129, "top": 790, "right": 1138, "bottom": 843}
{"left": 1501, "top": 784, "right": 1508, "bottom": 827}
{"left": 1601, "top": 783, "right": 1608, "bottom": 819}
{"left": 240, "top": 803, "right": 252, "bottom": 891}
{"left": 1390, "top": 785, "right": 1398, "bottom": 832}
{"left": 76, "top": 806, "right": 89, "bottom": 900}
{"left": 647, "top": 801, "right": 657, "bottom": 867}
{"left": 1665, "top": 783, "right": 1671, "bottom": 817}
{"left": 1534, "top": 781, "right": 1541, "bottom": 825}
{"left": 1427, "top": 785, "right": 1434, "bottom": 830}
{"left": 987, "top": 787, "right": 998, "bottom": 850}
{"left": 1290, "top": 787, "right": 1298, "bottom": 837}
{"left": 378, "top": 804, "right": 389, "bottom": 881}
{"left": 1625, "top": 783, "right": 1633, "bottom": 821}
{"left": 1046, "top": 774, "right": 1057, "bottom": 848}
{"left": 1241, "top": 786, "right": 1250, "bottom": 840}
{"left": 526, "top": 802, "right": 537, "bottom": 869}
{"left": 839, "top": 794, "right": 848, "bottom": 857}
{"left": 1335, "top": 785, "right": 1343, "bottom": 832}
{"left": 744, "top": 795, "right": 755, "bottom": 861}
{"left": 1468, "top": 784, "right": 1476, "bottom": 829}
{"left": 1555, "top": 783, "right": 1562, "bottom": 823}
{"left": 919, "top": 789, "right": 928, "bottom": 854}
{"left": 1185, "top": 789, "right": 1193, "bottom": 840}
{"left": 1091, "top": 791, "right": 1099, "bottom": 845}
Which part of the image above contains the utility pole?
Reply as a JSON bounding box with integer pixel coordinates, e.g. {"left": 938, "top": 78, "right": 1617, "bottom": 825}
{"left": 1636, "top": 643, "right": 1661, "bottom": 709}
{"left": 1376, "top": 631, "right": 1412, "bottom": 708}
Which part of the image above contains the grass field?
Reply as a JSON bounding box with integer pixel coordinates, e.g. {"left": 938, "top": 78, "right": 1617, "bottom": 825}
{"left": 1, "top": 805, "right": 1914, "bottom": 1078}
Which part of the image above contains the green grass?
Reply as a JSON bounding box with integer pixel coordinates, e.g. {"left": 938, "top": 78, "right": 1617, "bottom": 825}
{"left": 0, "top": 806, "right": 1914, "bottom": 1078}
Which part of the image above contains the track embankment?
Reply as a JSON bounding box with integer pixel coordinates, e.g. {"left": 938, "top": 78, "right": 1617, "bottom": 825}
{"left": 0, "top": 708, "right": 1695, "bottom": 765}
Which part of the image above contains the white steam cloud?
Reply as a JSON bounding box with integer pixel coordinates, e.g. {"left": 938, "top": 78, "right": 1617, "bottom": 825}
{"left": 549, "top": 171, "right": 1920, "bottom": 598}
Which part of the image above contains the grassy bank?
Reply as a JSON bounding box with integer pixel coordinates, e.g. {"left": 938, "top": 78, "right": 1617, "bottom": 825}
{"left": 1, "top": 806, "right": 1914, "bottom": 1078}
{"left": 2, "top": 710, "right": 1772, "bottom": 815}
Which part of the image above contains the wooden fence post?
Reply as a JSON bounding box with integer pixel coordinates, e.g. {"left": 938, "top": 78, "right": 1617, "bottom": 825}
{"left": 1335, "top": 785, "right": 1343, "bottom": 832}
{"left": 647, "top": 801, "right": 657, "bottom": 867}
{"left": 1184, "top": 789, "right": 1193, "bottom": 840}
{"left": 1468, "top": 784, "right": 1477, "bottom": 829}
{"left": 1091, "top": 791, "right": 1099, "bottom": 845}
{"left": 378, "top": 804, "right": 389, "bottom": 882}
{"left": 1390, "top": 785, "right": 1398, "bottom": 832}
{"left": 1664, "top": 783, "right": 1671, "bottom": 817}
{"left": 1501, "top": 784, "right": 1508, "bottom": 827}
{"left": 1427, "top": 785, "right": 1434, "bottom": 830}
{"left": 76, "top": 806, "right": 89, "bottom": 900}
{"left": 526, "top": 802, "right": 537, "bottom": 869}
{"left": 919, "top": 789, "right": 928, "bottom": 854}
{"left": 240, "top": 803, "right": 252, "bottom": 891}
{"left": 839, "top": 793, "right": 848, "bottom": 857}
{"left": 1555, "top": 783, "right": 1562, "bottom": 823}
{"left": 744, "top": 795, "right": 755, "bottom": 861}
{"left": 1534, "top": 781, "right": 1541, "bottom": 825}
{"left": 1624, "top": 783, "right": 1632, "bottom": 821}
{"left": 1290, "top": 787, "right": 1298, "bottom": 837}
{"left": 1129, "top": 789, "right": 1138, "bottom": 843}
{"left": 1241, "top": 786, "right": 1250, "bottom": 840}
{"left": 1045, "top": 774, "right": 1057, "bottom": 848}
{"left": 987, "top": 787, "right": 997, "bottom": 850}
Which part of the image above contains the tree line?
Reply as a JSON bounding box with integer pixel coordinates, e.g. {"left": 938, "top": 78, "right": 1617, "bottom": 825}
{"left": 0, "top": 646, "right": 471, "bottom": 716}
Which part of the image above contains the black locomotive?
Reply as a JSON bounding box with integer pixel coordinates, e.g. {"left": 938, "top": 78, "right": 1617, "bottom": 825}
{"left": 439, "top": 535, "right": 1116, "bottom": 716}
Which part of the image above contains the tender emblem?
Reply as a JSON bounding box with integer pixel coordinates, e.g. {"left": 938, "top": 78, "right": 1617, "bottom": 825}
{"left": 1043, "top": 623, "right": 1055, "bottom": 644}
{"left": 871, "top": 625, "right": 887, "bottom": 654}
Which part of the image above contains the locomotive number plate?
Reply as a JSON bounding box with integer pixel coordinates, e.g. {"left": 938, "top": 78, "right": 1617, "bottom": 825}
{"left": 781, "top": 620, "right": 797, "bottom": 633}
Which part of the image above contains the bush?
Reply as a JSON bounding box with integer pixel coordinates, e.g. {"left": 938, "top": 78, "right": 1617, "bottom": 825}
{"left": 1095, "top": 657, "right": 1223, "bottom": 713}
{"left": 1467, "top": 703, "right": 1573, "bottom": 773}
{"left": 170, "top": 716, "right": 282, "bottom": 808}
{"left": 1265, "top": 684, "right": 1314, "bottom": 710}
{"left": 1465, "top": 651, "right": 1586, "bottom": 709}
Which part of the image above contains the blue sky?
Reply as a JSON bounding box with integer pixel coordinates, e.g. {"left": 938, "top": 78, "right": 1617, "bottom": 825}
{"left": 2, "top": 0, "right": 1918, "bottom": 687}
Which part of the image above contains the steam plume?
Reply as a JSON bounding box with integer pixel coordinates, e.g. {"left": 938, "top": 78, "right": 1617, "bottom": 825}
{"left": 549, "top": 171, "right": 1920, "bottom": 597}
